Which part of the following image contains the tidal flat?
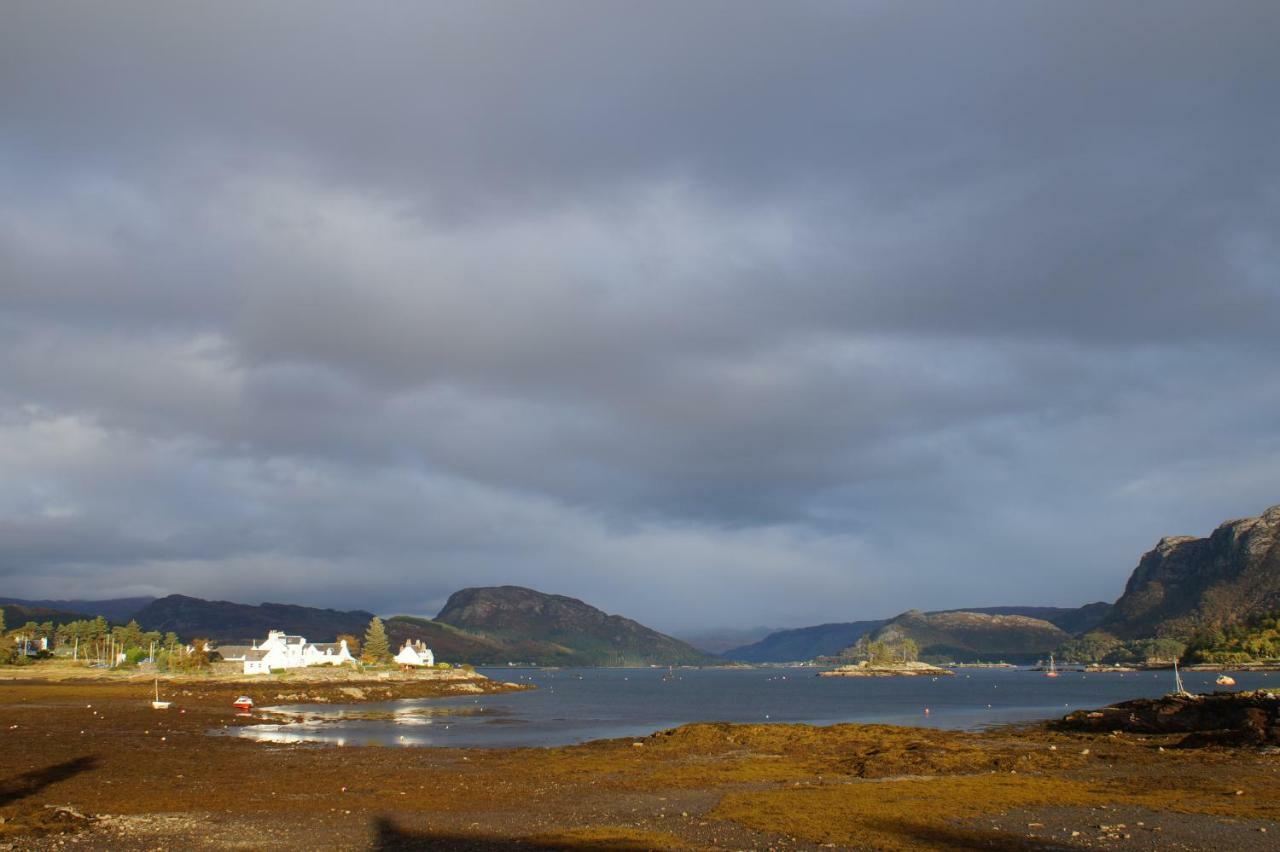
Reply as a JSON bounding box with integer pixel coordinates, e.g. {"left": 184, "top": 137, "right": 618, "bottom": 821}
{"left": 2, "top": 674, "right": 1279, "bottom": 850}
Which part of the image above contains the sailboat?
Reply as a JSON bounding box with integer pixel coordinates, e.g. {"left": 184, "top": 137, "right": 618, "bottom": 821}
{"left": 1044, "top": 653, "right": 1059, "bottom": 678}
{"left": 151, "top": 678, "right": 171, "bottom": 710}
{"left": 1173, "top": 659, "right": 1189, "bottom": 696}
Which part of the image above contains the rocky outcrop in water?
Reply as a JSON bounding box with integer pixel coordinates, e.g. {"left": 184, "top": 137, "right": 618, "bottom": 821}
{"left": 1056, "top": 690, "right": 1280, "bottom": 747}
{"left": 819, "top": 661, "right": 953, "bottom": 678}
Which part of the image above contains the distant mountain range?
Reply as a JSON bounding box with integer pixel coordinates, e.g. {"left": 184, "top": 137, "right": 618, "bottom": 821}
{"left": 1, "top": 587, "right": 715, "bottom": 666}
{"left": 726, "top": 604, "right": 1110, "bottom": 663}
{"left": 6, "top": 503, "right": 1275, "bottom": 664}
{"left": 0, "top": 602, "right": 94, "bottom": 629}
{"left": 0, "top": 596, "right": 154, "bottom": 623}
{"left": 131, "top": 594, "right": 374, "bottom": 643}
{"left": 675, "top": 626, "right": 779, "bottom": 655}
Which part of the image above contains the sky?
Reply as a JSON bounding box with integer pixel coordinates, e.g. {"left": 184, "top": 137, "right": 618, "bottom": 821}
{"left": 2, "top": 2, "right": 1278, "bottom": 633}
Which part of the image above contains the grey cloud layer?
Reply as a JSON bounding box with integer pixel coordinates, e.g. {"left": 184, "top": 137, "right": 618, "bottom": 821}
{"left": 1, "top": 2, "right": 1278, "bottom": 630}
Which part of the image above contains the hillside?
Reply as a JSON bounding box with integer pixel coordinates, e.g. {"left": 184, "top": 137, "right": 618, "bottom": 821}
{"left": 0, "top": 602, "right": 92, "bottom": 629}
{"left": 435, "top": 586, "right": 718, "bottom": 666}
{"left": 675, "top": 626, "right": 779, "bottom": 655}
{"left": 726, "top": 604, "right": 1108, "bottom": 663}
{"left": 1099, "top": 504, "right": 1280, "bottom": 639}
{"left": 725, "top": 620, "right": 889, "bottom": 663}
{"left": 384, "top": 615, "right": 603, "bottom": 666}
{"left": 847, "top": 610, "right": 1069, "bottom": 664}
{"left": 132, "top": 594, "right": 374, "bottom": 643}
{"left": 0, "top": 596, "right": 154, "bottom": 623}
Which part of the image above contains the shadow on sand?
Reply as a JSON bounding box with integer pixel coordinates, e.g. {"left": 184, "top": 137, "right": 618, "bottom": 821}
{"left": 0, "top": 756, "right": 100, "bottom": 807}
{"left": 372, "top": 817, "right": 660, "bottom": 850}
{"left": 373, "top": 815, "right": 1074, "bottom": 850}
{"left": 863, "top": 818, "right": 1074, "bottom": 850}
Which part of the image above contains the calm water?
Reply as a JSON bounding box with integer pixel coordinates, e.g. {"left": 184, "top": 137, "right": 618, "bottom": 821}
{"left": 220, "top": 666, "right": 1276, "bottom": 749}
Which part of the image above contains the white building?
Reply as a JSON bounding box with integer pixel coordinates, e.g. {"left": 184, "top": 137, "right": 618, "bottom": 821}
{"left": 394, "top": 639, "right": 435, "bottom": 668}
{"left": 220, "top": 630, "right": 355, "bottom": 675}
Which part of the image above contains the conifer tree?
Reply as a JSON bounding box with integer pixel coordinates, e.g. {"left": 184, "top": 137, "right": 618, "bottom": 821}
{"left": 363, "top": 617, "right": 390, "bottom": 663}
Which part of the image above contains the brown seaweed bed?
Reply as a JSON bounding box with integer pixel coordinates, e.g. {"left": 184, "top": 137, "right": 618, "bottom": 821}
{"left": 2, "top": 677, "right": 1279, "bottom": 850}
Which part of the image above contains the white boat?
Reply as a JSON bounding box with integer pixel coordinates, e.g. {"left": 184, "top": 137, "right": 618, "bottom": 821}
{"left": 151, "top": 678, "right": 171, "bottom": 710}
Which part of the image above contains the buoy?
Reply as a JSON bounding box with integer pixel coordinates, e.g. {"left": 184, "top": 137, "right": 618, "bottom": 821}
{"left": 924, "top": 707, "right": 930, "bottom": 715}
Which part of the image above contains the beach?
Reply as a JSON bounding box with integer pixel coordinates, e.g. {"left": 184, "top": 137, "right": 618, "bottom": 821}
{"left": 2, "top": 672, "right": 1278, "bottom": 850}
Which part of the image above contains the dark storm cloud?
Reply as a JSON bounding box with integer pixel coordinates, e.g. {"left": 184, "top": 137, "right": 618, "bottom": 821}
{"left": 1, "top": 2, "right": 1278, "bottom": 630}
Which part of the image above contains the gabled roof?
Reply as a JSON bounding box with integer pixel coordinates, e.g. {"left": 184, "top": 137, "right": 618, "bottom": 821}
{"left": 244, "top": 649, "right": 270, "bottom": 661}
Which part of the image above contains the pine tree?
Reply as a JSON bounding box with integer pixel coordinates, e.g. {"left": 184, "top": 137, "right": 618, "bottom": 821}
{"left": 363, "top": 617, "right": 390, "bottom": 664}
{"left": 0, "top": 606, "right": 6, "bottom": 635}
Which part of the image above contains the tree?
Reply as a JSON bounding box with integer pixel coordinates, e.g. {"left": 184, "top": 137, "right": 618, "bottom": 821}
{"left": 336, "top": 633, "right": 361, "bottom": 658}
{"left": 362, "top": 617, "right": 390, "bottom": 664}
{"left": 0, "top": 606, "right": 6, "bottom": 635}
{"left": 181, "top": 638, "right": 211, "bottom": 671}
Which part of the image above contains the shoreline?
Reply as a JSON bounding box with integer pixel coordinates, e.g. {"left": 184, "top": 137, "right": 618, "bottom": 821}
{"left": 5, "top": 675, "right": 1277, "bottom": 849}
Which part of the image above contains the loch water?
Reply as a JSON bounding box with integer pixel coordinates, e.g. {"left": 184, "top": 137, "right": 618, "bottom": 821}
{"left": 221, "top": 666, "right": 1276, "bottom": 749}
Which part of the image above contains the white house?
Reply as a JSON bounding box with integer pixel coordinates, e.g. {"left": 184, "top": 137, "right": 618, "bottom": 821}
{"left": 394, "top": 639, "right": 435, "bottom": 668}
{"left": 220, "top": 630, "right": 355, "bottom": 674}
{"left": 303, "top": 640, "right": 356, "bottom": 667}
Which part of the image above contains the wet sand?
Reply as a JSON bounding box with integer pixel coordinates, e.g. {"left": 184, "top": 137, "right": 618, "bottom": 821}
{"left": 2, "top": 675, "right": 1278, "bottom": 850}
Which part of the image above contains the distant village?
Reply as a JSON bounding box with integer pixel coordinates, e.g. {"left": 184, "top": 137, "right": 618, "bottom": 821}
{"left": 1, "top": 609, "right": 440, "bottom": 675}
{"left": 216, "top": 629, "right": 435, "bottom": 674}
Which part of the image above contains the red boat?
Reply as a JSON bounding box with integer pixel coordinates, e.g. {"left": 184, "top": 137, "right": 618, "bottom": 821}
{"left": 233, "top": 696, "right": 254, "bottom": 711}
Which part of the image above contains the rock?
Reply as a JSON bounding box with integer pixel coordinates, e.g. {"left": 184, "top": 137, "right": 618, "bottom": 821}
{"left": 1055, "top": 690, "right": 1280, "bottom": 746}
{"left": 1099, "top": 505, "right": 1280, "bottom": 639}
{"left": 819, "top": 661, "right": 954, "bottom": 678}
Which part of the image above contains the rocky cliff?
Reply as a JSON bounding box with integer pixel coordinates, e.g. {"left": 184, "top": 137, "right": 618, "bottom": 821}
{"left": 1099, "top": 505, "right": 1280, "bottom": 639}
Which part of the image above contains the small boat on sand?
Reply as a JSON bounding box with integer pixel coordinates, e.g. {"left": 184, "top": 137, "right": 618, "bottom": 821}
{"left": 1216, "top": 674, "right": 1237, "bottom": 686}
{"left": 151, "top": 678, "right": 171, "bottom": 710}
{"left": 233, "top": 696, "right": 254, "bottom": 711}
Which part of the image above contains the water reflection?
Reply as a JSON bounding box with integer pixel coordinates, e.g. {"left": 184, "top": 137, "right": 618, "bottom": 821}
{"left": 212, "top": 666, "right": 1274, "bottom": 750}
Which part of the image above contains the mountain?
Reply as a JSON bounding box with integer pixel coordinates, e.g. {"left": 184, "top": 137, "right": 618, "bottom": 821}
{"left": 383, "top": 616, "right": 517, "bottom": 664}
{"left": 434, "top": 586, "right": 718, "bottom": 666}
{"left": 726, "top": 604, "right": 1109, "bottom": 663}
{"left": 385, "top": 615, "right": 617, "bottom": 666}
{"left": 675, "top": 626, "right": 779, "bottom": 655}
{"left": 850, "top": 609, "right": 1069, "bottom": 664}
{"left": 0, "top": 602, "right": 92, "bottom": 629}
{"left": 725, "top": 620, "right": 890, "bottom": 663}
{"left": 0, "top": 596, "right": 154, "bottom": 623}
{"left": 1032, "top": 602, "right": 1113, "bottom": 635}
{"left": 132, "top": 594, "right": 374, "bottom": 643}
{"left": 1099, "top": 504, "right": 1280, "bottom": 640}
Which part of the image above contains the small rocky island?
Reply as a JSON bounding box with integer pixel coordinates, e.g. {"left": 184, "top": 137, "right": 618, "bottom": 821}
{"left": 820, "top": 660, "right": 954, "bottom": 677}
